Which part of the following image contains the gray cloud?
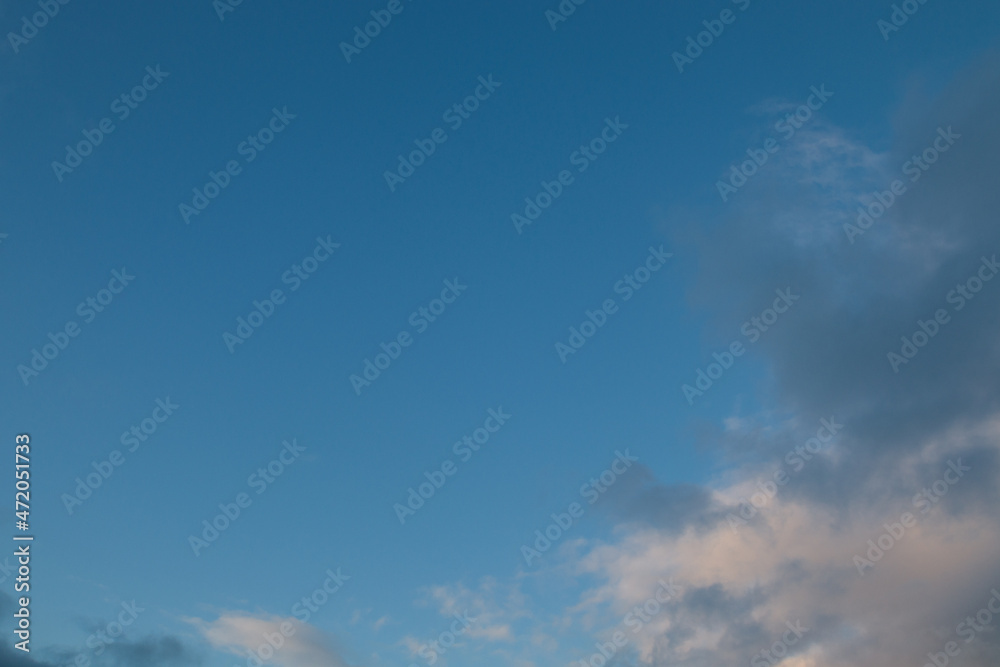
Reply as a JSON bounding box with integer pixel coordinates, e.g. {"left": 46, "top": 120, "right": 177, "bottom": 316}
{"left": 548, "top": 51, "right": 1000, "bottom": 667}
{"left": 0, "top": 592, "right": 203, "bottom": 667}
{"left": 680, "top": 52, "right": 1000, "bottom": 474}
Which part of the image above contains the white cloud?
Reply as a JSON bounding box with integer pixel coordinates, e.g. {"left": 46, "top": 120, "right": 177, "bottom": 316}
{"left": 188, "top": 612, "right": 349, "bottom": 667}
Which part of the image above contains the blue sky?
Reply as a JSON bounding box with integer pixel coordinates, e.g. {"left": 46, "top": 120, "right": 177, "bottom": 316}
{"left": 3, "top": 1, "right": 1000, "bottom": 666}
